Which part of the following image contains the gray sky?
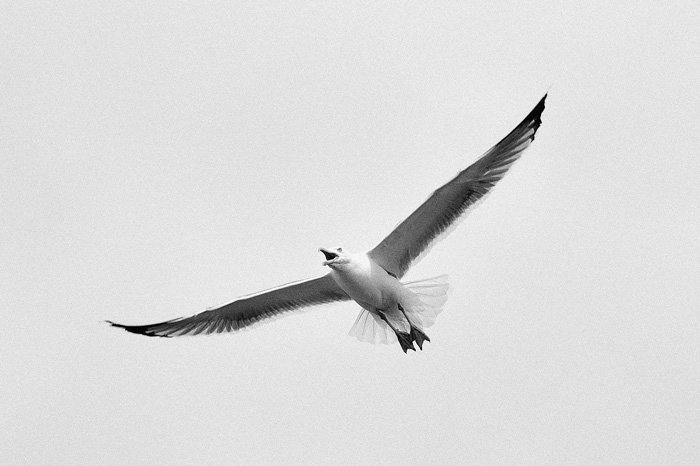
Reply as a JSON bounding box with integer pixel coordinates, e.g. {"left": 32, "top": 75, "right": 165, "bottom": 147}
{"left": 2, "top": 1, "right": 699, "bottom": 465}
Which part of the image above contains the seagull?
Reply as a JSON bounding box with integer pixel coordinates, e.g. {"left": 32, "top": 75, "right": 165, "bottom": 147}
{"left": 108, "top": 94, "right": 546, "bottom": 352}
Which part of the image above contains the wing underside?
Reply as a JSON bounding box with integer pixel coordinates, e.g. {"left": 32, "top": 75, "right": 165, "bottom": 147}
{"left": 368, "top": 94, "right": 547, "bottom": 278}
{"left": 108, "top": 273, "right": 350, "bottom": 337}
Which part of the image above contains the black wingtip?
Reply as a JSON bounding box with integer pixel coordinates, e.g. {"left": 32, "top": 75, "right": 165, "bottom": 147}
{"left": 538, "top": 92, "right": 548, "bottom": 110}
{"left": 105, "top": 320, "right": 168, "bottom": 337}
{"left": 511, "top": 93, "right": 547, "bottom": 145}
{"left": 480, "top": 93, "right": 547, "bottom": 161}
{"left": 528, "top": 93, "right": 547, "bottom": 127}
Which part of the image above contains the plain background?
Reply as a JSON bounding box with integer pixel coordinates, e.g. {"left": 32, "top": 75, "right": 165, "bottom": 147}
{"left": 2, "top": 1, "right": 699, "bottom": 465}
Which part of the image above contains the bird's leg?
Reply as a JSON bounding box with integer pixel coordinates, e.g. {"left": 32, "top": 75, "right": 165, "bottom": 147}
{"left": 397, "top": 304, "right": 430, "bottom": 351}
{"left": 377, "top": 311, "right": 415, "bottom": 353}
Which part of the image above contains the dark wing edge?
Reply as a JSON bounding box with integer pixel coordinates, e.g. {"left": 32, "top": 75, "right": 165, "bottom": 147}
{"left": 107, "top": 273, "right": 350, "bottom": 337}
{"left": 368, "top": 94, "right": 547, "bottom": 278}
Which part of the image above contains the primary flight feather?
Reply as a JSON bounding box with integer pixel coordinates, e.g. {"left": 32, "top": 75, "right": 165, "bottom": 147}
{"left": 108, "top": 94, "right": 547, "bottom": 352}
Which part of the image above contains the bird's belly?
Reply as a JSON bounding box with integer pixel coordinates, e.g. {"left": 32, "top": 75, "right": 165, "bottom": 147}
{"left": 332, "top": 269, "right": 392, "bottom": 310}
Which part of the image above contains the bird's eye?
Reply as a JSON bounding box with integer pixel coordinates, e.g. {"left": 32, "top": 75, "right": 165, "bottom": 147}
{"left": 337, "top": 248, "right": 343, "bottom": 252}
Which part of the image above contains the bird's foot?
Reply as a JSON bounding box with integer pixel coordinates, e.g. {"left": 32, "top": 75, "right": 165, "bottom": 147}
{"left": 396, "top": 331, "right": 416, "bottom": 353}
{"left": 410, "top": 327, "right": 430, "bottom": 350}
{"left": 396, "top": 303, "right": 430, "bottom": 352}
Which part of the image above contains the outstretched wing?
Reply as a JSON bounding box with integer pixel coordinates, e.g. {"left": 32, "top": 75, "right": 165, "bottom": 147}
{"left": 368, "top": 94, "right": 547, "bottom": 278}
{"left": 108, "top": 273, "right": 350, "bottom": 337}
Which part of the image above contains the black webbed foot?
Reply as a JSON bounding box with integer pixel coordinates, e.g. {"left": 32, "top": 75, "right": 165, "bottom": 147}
{"left": 410, "top": 327, "right": 430, "bottom": 350}
{"left": 377, "top": 308, "right": 422, "bottom": 354}
{"left": 397, "top": 303, "right": 430, "bottom": 352}
{"left": 396, "top": 331, "right": 416, "bottom": 353}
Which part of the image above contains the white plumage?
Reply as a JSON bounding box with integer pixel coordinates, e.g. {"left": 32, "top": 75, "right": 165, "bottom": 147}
{"left": 108, "top": 94, "right": 546, "bottom": 352}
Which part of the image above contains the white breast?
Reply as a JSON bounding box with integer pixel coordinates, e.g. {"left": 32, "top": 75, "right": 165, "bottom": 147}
{"left": 330, "top": 253, "right": 398, "bottom": 310}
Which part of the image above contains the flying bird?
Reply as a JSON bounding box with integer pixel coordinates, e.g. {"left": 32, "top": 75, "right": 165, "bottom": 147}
{"left": 108, "top": 94, "right": 547, "bottom": 352}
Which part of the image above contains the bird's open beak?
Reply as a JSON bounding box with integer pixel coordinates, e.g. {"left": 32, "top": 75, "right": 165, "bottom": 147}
{"left": 319, "top": 248, "right": 338, "bottom": 266}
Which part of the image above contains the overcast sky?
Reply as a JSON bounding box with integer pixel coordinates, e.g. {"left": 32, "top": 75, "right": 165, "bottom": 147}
{"left": 2, "top": 1, "right": 699, "bottom": 465}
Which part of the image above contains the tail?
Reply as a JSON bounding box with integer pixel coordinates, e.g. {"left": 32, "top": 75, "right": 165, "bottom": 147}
{"left": 348, "top": 308, "right": 398, "bottom": 344}
{"left": 348, "top": 275, "right": 449, "bottom": 345}
{"left": 401, "top": 274, "right": 449, "bottom": 328}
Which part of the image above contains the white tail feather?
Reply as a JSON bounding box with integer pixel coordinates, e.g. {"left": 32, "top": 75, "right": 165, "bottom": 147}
{"left": 349, "top": 309, "right": 397, "bottom": 344}
{"left": 348, "top": 275, "right": 449, "bottom": 344}
{"left": 401, "top": 274, "right": 449, "bottom": 328}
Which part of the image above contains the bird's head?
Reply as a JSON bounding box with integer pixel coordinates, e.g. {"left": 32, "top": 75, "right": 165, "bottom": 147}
{"left": 319, "top": 247, "right": 350, "bottom": 268}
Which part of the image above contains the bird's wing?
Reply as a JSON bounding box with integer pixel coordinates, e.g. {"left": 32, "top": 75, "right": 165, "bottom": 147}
{"left": 368, "top": 94, "right": 547, "bottom": 278}
{"left": 108, "top": 273, "right": 350, "bottom": 337}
